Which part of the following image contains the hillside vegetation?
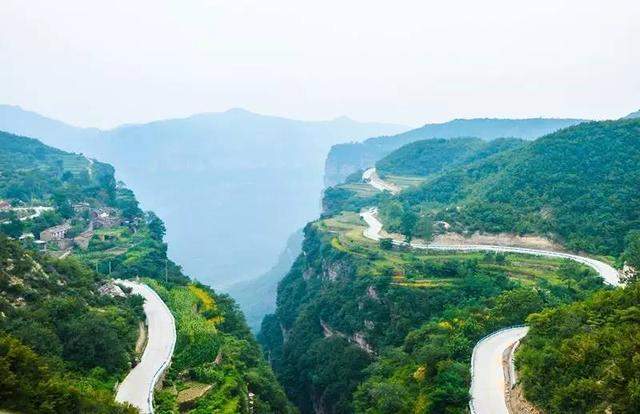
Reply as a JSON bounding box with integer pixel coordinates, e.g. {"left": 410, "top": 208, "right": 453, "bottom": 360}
{"left": 371, "top": 119, "right": 640, "bottom": 255}
{"left": 518, "top": 284, "right": 640, "bottom": 413}
{"left": 0, "top": 130, "right": 293, "bottom": 413}
{"left": 149, "top": 281, "right": 294, "bottom": 413}
{"left": 325, "top": 117, "right": 584, "bottom": 185}
{"left": 264, "top": 117, "right": 640, "bottom": 413}
{"left": 259, "top": 213, "right": 605, "bottom": 413}
{"left": 376, "top": 136, "right": 524, "bottom": 178}
{"left": 0, "top": 236, "right": 141, "bottom": 413}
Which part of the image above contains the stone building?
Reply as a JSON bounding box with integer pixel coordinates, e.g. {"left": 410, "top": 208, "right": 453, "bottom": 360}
{"left": 40, "top": 223, "right": 72, "bottom": 241}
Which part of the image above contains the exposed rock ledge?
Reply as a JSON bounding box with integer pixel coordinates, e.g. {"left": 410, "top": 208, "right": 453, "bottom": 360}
{"left": 320, "top": 319, "right": 375, "bottom": 355}
{"left": 432, "top": 232, "right": 563, "bottom": 251}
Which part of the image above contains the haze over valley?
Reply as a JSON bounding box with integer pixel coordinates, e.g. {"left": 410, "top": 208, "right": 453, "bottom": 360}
{"left": 2, "top": 1, "right": 640, "bottom": 413}
{"left": 0, "top": 104, "right": 407, "bottom": 288}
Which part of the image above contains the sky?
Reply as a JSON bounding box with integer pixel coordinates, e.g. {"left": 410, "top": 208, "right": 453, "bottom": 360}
{"left": 1, "top": 0, "right": 639, "bottom": 128}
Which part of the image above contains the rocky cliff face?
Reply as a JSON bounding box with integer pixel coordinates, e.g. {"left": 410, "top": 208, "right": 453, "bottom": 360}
{"left": 258, "top": 223, "right": 473, "bottom": 413}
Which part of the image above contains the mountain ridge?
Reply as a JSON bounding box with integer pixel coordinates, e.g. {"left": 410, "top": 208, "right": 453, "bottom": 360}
{"left": 324, "top": 117, "right": 588, "bottom": 186}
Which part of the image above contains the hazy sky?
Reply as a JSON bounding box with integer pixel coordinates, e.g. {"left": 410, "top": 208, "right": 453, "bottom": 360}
{"left": 1, "top": 0, "right": 639, "bottom": 128}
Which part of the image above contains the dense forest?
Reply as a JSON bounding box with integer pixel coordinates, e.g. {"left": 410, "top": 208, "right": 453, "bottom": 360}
{"left": 376, "top": 137, "right": 523, "bottom": 178}
{"left": 517, "top": 284, "right": 640, "bottom": 413}
{"left": 402, "top": 119, "right": 640, "bottom": 255}
{"left": 0, "top": 131, "right": 291, "bottom": 413}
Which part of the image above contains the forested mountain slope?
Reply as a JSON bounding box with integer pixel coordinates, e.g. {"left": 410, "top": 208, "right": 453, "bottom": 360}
{"left": 324, "top": 117, "right": 584, "bottom": 186}
{"left": 517, "top": 284, "right": 640, "bottom": 414}
{"left": 376, "top": 137, "right": 524, "bottom": 178}
{"left": 391, "top": 119, "right": 640, "bottom": 254}
{"left": 0, "top": 131, "right": 294, "bottom": 413}
{"left": 0, "top": 236, "right": 142, "bottom": 413}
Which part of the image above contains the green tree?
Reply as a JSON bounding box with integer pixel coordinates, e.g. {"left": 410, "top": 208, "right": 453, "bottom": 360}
{"left": 146, "top": 211, "right": 166, "bottom": 240}
{"left": 415, "top": 214, "right": 433, "bottom": 240}
{"left": 0, "top": 213, "right": 23, "bottom": 238}
{"left": 379, "top": 238, "right": 394, "bottom": 250}
{"left": 400, "top": 210, "right": 418, "bottom": 242}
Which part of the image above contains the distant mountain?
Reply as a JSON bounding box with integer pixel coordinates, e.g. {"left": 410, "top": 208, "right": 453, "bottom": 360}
{"left": 324, "top": 117, "right": 586, "bottom": 186}
{"left": 0, "top": 105, "right": 100, "bottom": 152}
{"left": 0, "top": 105, "right": 408, "bottom": 287}
{"left": 624, "top": 109, "right": 640, "bottom": 119}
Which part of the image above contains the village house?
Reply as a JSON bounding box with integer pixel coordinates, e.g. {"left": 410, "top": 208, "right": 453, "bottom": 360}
{"left": 91, "top": 208, "right": 121, "bottom": 229}
{"left": 40, "top": 223, "right": 72, "bottom": 242}
{"left": 0, "top": 200, "right": 11, "bottom": 211}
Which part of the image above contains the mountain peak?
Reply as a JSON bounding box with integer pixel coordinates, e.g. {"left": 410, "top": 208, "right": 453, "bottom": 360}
{"left": 224, "top": 107, "right": 254, "bottom": 115}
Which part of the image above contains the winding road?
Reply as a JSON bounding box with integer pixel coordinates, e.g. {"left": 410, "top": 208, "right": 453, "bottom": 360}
{"left": 362, "top": 168, "right": 400, "bottom": 194}
{"left": 116, "top": 280, "right": 176, "bottom": 414}
{"left": 360, "top": 170, "right": 620, "bottom": 414}
{"left": 469, "top": 327, "right": 529, "bottom": 414}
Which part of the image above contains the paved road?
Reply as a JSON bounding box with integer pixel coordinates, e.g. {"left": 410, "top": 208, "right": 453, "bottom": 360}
{"left": 360, "top": 208, "right": 619, "bottom": 285}
{"left": 362, "top": 168, "right": 400, "bottom": 194}
{"left": 116, "top": 280, "right": 176, "bottom": 414}
{"left": 470, "top": 327, "right": 530, "bottom": 414}
{"left": 1, "top": 206, "right": 54, "bottom": 225}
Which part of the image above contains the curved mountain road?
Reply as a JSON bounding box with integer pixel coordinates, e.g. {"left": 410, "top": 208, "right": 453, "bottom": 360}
{"left": 360, "top": 170, "right": 620, "bottom": 413}
{"left": 362, "top": 168, "right": 400, "bottom": 194}
{"left": 361, "top": 208, "right": 619, "bottom": 285}
{"left": 116, "top": 280, "right": 176, "bottom": 414}
{"left": 469, "top": 327, "right": 529, "bottom": 414}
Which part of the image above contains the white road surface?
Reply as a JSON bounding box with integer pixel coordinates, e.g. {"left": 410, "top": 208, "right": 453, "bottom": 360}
{"left": 14, "top": 206, "right": 54, "bottom": 221}
{"left": 1, "top": 206, "right": 54, "bottom": 224}
{"left": 362, "top": 168, "right": 400, "bottom": 194}
{"left": 469, "top": 327, "right": 530, "bottom": 414}
{"left": 359, "top": 169, "right": 621, "bottom": 413}
{"left": 116, "top": 280, "right": 176, "bottom": 414}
